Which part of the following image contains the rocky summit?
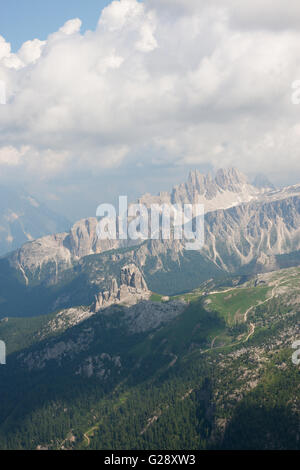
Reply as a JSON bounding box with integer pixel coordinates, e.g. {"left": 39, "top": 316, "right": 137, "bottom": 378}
{"left": 94, "top": 264, "right": 150, "bottom": 310}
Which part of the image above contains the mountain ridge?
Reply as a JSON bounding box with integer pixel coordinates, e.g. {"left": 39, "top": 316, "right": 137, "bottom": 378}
{"left": 1, "top": 167, "right": 300, "bottom": 316}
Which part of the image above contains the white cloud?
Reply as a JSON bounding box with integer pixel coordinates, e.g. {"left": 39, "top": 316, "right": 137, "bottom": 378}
{"left": 0, "top": 36, "right": 11, "bottom": 60}
{"left": 0, "top": 146, "right": 28, "bottom": 166}
{"left": 18, "top": 39, "right": 46, "bottom": 65}
{"left": 149, "top": 0, "right": 300, "bottom": 31}
{"left": 59, "top": 18, "right": 82, "bottom": 35}
{"left": 0, "top": 0, "right": 300, "bottom": 189}
{"left": 99, "top": 0, "right": 144, "bottom": 32}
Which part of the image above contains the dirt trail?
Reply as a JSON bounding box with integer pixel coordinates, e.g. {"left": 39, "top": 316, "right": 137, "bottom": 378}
{"left": 83, "top": 424, "right": 100, "bottom": 446}
{"left": 168, "top": 354, "right": 178, "bottom": 368}
{"left": 210, "top": 336, "right": 219, "bottom": 349}
{"left": 243, "top": 284, "right": 279, "bottom": 322}
{"left": 244, "top": 322, "right": 255, "bottom": 342}
{"left": 208, "top": 287, "right": 236, "bottom": 296}
{"left": 202, "top": 279, "right": 287, "bottom": 354}
{"left": 83, "top": 432, "right": 90, "bottom": 446}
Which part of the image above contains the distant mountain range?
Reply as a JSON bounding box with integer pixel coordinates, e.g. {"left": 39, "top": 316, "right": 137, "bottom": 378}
{"left": 0, "top": 167, "right": 300, "bottom": 317}
{"left": 0, "top": 168, "right": 299, "bottom": 450}
{"left": 0, "top": 186, "right": 70, "bottom": 256}
{"left": 138, "top": 167, "right": 274, "bottom": 212}
{"left": 0, "top": 169, "right": 275, "bottom": 257}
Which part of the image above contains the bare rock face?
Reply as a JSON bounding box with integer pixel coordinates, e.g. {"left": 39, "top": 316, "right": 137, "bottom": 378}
{"left": 214, "top": 168, "right": 248, "bottom": 191}
{"left": 94, "top": 264, "right": 150, "bottom": 311}
{"left": 124, "top": 299, "right": 187, "bottom": 333}
{"left": 256, "top": 253, "right": 278, "bottom": 272}
{"left": 3, "top": 167, "right": 270, "bottom": 285}
{"left": 120, "top": 264, "right": 148, "bottom": 290}
{"left": 39, "top": 307, "right": 95, "bottom": 337}
{"left": 8, "top": 217, "right": 125, "bottom": 284}
{"left": 203, "top": 195, "right": 300, "bottom": 271}
{"left": 171, "top": 167, "right": 260, "bottom": 210}
{"left": 139, "top": 167, "right": 262, "bottom": 214}
{"left": 64, "top": 218, "right": 123, "bottom": 259}
{"left": 6, "top": 168, "right": 300, "bottom": 290}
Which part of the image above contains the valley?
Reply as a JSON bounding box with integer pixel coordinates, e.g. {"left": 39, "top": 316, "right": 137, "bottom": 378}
{"left": 0, "top": 169, "right": 299, "bottom": 450}
{"left": 0, "top": 265, "right": 299, "bottom": 449}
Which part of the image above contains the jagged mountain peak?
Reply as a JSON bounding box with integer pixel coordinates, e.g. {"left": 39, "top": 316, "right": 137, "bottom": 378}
{"left": 187, "top": 169, "right": 205, "bottom": 190}
{"left": 170, "top": 167, "right": 258, "bottom": 210}
{"left": 137, "top": 167, "right": 271, "bottom": 214}
{"left": 187, "top": 167, "right": 248, "bottom": 189}
{"left": 215, "top": 167, "right": 248, "bottom": 187}
{"left": 252, "top": 173, "right": 276, "bottom": 190}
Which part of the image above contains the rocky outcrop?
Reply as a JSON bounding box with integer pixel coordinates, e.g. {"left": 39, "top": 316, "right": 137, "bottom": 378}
{"left": 39, "top": 307, "right": 95, "bottom": 338}
{"left": 124, "top": 299, "right": 187, "bottom": 333}
{"left": 94, "top": 264, "right": 150, "bottom": 311}
{"left": 120, "top": 264, "right": 148, "bottom": 290}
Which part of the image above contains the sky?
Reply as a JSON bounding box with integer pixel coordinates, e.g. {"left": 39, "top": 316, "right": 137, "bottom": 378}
{"left": 0, "top": 0, "right": 113, "bottom": 51}
{"left": 1, "top": 0, "right": 300, "bottom": 221}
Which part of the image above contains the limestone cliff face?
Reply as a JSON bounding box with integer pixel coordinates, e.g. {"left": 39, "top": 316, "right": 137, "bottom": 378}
{"left": 203, "top": 195, "right": 300, "bottom": 272}
{"left": 8, "top": 217, "right": 125, "bottom": 284}
{"left": 171, "top": 168, "right": 251, "bottom": 205}
{"left": 131, "top": 192, "right": 300, "bottom": 275}
{"left": 139, "top": 168, "right": 261, "bottom": 213}
{"left": 6, "top": 169, "right": 300, "bottom": 288}
{"left": 64, "top": 218, "right": 124, "bottom": 259}
{"left": 94, "top": 264, "right": 150, "bottom": 311}
{"left": 4, "top": 168, "right": 265, "bottom": 282}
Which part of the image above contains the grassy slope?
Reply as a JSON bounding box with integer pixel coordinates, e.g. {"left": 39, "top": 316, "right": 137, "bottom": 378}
{"left": 0, "top": 313, "right": 56, "bottom": 355}
{"left": 206, "top": 287, "right": 269, "bottom": 325}
{"left": 0, "top": 265, "right": 299, "bottom": 449}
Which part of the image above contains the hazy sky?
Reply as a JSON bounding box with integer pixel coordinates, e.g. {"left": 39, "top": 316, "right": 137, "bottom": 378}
{"left": 1, "top": 0, "right": 300, "bottom": 221}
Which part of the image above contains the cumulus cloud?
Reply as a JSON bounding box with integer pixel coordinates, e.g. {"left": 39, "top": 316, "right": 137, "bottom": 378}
{"left": 0, "top": 36, "right": 11, "bottom": 60}
{"left": 18, "top": 39, "right": 46, "bottom": 65}
{"left": 149, "top": 0, "right": 300, "bottom": 31}
{"left": 59, "top": 18, "right": 82, "bottom": 35}
{"left": 0, "top": 0, "right": 300, "bottom": 195}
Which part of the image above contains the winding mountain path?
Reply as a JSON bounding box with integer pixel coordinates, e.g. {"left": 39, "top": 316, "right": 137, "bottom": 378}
{"left": 205, "top": 281, "right": 285, "bottom": 354}
{"left": 243, "top": 284, "right": 279, "bottom": 322}
{"left": 83, "top": 432, "right": 90, "bottom": 446}
{"left": 244, "top": 322, "right": 255, "bottom": 342}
